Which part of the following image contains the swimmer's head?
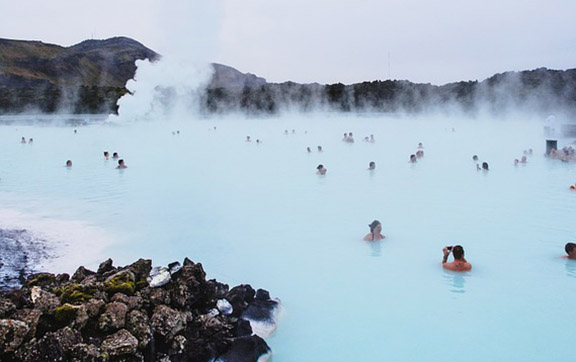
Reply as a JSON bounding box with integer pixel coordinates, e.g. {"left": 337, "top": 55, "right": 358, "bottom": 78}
{"left": 368, "top": 220, "right": 381, "bottom": 232}
{"left": 565, "top": 242, "right": 576, "bottom": 255}
{"left": 472, "top": 155, "right": 478, "bottom": 161}
{"left": 452, "top": 245, "right": 465, "bottom": 259}
{"left": 317, "top": 164, "right": 324, "bottom": 170}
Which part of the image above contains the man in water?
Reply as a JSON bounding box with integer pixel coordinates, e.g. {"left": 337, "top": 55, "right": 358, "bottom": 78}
{"left": 565, "top": 243, "right": 576, "bottom": 260}
{"left": 442, "top": 245, "right": 471, "bottom": 271}
{"left": 368, "top": 161, "right": 376, "bottom": 170}
{"left": 116, "top": 159, "right": 127, "bottom": 169}
{"left": 316, "top": 164, "right": 326, "bottom": 175}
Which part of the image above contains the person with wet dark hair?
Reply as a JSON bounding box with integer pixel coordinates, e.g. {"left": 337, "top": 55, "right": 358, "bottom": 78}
{"left": 477, "top": 161, "right": 489, "bottom": 171}
{"left": 442, "top": 245, "right": 471, "bottom": 271}
{"left": 368, "top": 161, "right": 376, "bottom": 170}
{"left": 472, "top": 155, "right": 479, "bottom": 161}
{"left": 565, "top": 242, "right": 576, "bottom": 259}
{"left": 363, "top": 220, "right": 385, "bottom": 241}
{"left": 317, "top": 145, "right": 323, "bottom": 152}
{"left": 65, "top": 160, "right": 72, "bottom": 167}
{"left": 410, "top": 154, "right": 417, "bottom": 163}
{"left": 116, "top": 159, "right": 127, "bottom": 169}
{"left": 112, "top": 152, "right": 119, "bottom": 159}
{"left": 104, "top": 151, "right": 109, "bottom": 160}
{"left": 316, "top": 164, "right": 326, "bottom": 175}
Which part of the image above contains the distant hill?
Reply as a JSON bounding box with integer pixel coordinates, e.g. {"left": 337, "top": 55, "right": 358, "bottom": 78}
{"left": 1, "top": 37, "right": 575, "bottom": 117}
{"left": 0, "top": 37, "right": 158, "bottom": 88}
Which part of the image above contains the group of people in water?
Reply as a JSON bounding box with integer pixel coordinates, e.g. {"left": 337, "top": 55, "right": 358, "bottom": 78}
{"left": 103, "top": 151, "right": 127, "bottom": 169}
{"left": 19, "top": 135, "right": 126, "bottom": 169}
{"left": 549, "top": 146, "right": 576, "bottom": 162}
{"left": 409, "top": 143, "right": 425, "bottom": 163}
{"left": 362, "top": 220, "right": 575, "bottom": 272}
{"left": 63, "top": 150, "right": 126, "bottom": 169}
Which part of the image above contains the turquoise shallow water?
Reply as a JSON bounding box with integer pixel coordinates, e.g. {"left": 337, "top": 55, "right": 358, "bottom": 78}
{"left": 1, "top": 113, "right": 575, "bottom": 361}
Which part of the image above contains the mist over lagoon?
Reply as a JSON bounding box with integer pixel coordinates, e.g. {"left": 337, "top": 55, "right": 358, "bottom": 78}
{"left": 1, "top": 112, "right": 575, "bottom": 361}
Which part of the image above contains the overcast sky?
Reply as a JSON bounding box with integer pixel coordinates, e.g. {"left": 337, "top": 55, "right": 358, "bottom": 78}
{"left": 1, "top": 0, "right": 574, "bottom": 85}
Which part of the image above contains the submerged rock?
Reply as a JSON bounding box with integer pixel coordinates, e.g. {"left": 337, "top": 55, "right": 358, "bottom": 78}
{"left": 241, "top": 293, "right": 282, "bottom": 338}
{"left": 215, "top": 335, "right": 272, "bottom": 362}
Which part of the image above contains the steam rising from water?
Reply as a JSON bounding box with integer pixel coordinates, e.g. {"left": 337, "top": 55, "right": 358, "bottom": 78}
{"left": 116, "top": 0, "right": 223, "bottom": 121}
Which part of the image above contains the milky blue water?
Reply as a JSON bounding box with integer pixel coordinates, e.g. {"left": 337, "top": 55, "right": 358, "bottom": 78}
{"left": 1, "top": 113, "right": 575, "bottom": 362}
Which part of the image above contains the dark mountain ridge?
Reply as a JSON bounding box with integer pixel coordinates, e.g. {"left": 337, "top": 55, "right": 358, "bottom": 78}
{"left": 1, "top": 37, "right": 575, "bottom": 117}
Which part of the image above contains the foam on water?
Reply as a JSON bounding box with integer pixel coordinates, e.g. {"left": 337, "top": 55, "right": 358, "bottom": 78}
{"left": 1, "top": 113, "right": 575, "bottom": 361}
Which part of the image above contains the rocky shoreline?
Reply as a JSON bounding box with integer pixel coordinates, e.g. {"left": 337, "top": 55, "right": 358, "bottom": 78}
{"left": 0, "top": 229, "right": 54, "bottom": 292}
{"left": 0, "top": 258, "right": 281, "bottom": 362}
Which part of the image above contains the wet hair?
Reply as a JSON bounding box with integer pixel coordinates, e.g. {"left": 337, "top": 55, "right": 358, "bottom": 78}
{"left": 368, "top": 220, "right": 381, "bottom": 233}
{"left": 369, "top": 161, "right": 375, "bottom": 168}
{"left": 316, "top": 164, "right": 324, "bottom": 170}
{"left": 565, "top": 242, "right": 576, "bottom": 254}
{"left": 482, "top": 162, "right": 489, "bottom": 170}
{"left": 118, "top": 159, "right": 124, "bottom": 165}
{"left": 472, "top": 155, "right": 478, "bottom": 161}
{"left": 452, "top": 245, "right": 465, "bottom": 259}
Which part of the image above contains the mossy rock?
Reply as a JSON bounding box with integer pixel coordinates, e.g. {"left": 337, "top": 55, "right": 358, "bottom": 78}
{"left": 56, "top": 284, "right": 96, "bottom": 304}
{"left": 135, "top": 280, "right": 149, "bottom": 291}
{"left": 54, "top": 303, "right": 79, "bottom": 323}
{"left": 24, "top": 273, "right": 57, "bottom": 287}
{"left": 104, "top": 270, "right": 136, "bottom": 296}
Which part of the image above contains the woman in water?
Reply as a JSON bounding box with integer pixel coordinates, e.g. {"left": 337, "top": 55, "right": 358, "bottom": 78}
{"left": 363, "top": 220, "right": 385, "bottom": 241}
